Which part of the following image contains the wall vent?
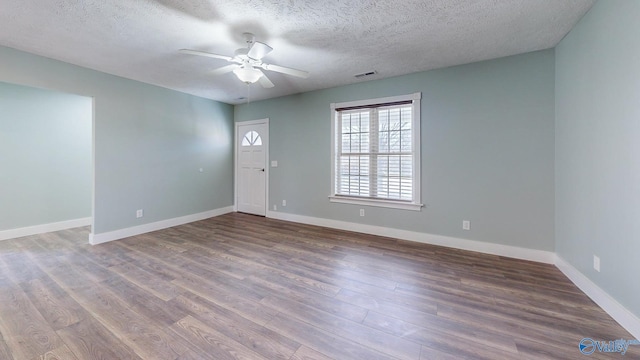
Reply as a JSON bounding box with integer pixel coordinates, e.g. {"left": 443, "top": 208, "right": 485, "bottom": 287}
{"left": 354, "top": 70, "right": 377, "bottom": 78}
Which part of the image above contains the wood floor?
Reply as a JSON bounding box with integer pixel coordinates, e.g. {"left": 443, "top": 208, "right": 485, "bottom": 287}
{"left": 0, "top": 213, "right": 637, "bottom": 360}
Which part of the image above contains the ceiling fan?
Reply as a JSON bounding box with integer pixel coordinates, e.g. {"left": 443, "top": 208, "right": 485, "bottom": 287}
{"left": 180, "top": 33, "right": 309, "bottom": 88}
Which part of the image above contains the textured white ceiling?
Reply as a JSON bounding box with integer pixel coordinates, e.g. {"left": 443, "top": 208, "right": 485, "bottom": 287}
{"left": 0, "top": 0, "right": 595, "bottom": 104}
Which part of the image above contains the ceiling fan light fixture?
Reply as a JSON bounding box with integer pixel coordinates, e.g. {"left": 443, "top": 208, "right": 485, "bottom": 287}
{"left": 233, "top": 66, "right": 262, "bottom": 84}
{"left": 180, "top": 33, "right": 309, "bottom": 89}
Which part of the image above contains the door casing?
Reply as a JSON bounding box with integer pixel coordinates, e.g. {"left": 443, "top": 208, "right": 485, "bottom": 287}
{"left": 234, "top": 118, "right": 269, "bottom": 216}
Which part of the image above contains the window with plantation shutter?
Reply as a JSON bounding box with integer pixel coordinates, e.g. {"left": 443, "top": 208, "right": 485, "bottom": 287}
{"left": 330, "top": 93, "right": 423, "bottom": 211}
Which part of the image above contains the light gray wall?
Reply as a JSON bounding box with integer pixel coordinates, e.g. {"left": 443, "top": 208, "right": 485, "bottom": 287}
{"left": 0, "top": 82, "right": 91, "bottom": 230}
{"left": 555, "top": 1, "right": 640, "bottom": 317}
{"left": 0, "top": 46, "right": 234, "bottom": 235}
{"left": 236, "top": 49, "right": 556, "bottom": 251}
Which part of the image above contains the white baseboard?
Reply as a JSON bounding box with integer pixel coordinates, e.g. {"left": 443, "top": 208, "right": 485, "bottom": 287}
{"left": 555, "top": 256, "right": 640, "bottom": 340}
{"left": 265, "top": 211, "right": 640, "bottom": 338}
{"left": 89, "top": 206, "right": 233, "bottom": 245}
{"left": 266, "top": 211, "right": 556, "bottom": 264}
{"left": 0, "top": 217, "right": 92, "bottom": 241}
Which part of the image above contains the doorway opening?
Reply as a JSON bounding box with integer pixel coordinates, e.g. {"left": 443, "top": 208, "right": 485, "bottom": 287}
{"left": 0, "top": 81, "right": 93, "bottom": 240}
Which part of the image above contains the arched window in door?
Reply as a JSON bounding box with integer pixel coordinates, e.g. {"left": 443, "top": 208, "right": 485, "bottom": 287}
{"left": 241, "top": 130, "right": 262, "bottom": 146}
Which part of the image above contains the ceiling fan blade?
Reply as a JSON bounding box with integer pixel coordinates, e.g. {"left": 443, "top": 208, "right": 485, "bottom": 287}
{"left": 261, "top": 63, "right": 309, "bottom": 78}
{"left": 210, "top": 64, "right": 238, "bottom": 76}
{"left": 179, "top": 49, "right": 234, "bottom": 62}
{"left": 256, "top": 70, "right": 275, "bottom": 88}
{"left": 247, "top": 41, "right": 273, "bottom": 60}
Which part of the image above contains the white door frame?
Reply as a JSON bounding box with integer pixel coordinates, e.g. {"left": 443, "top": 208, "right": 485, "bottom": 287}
{"left": 234, "top": 118, "right": 269, "bottom": 215}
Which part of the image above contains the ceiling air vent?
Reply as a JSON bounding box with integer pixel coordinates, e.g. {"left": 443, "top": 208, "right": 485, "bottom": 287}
{"left": 354, "top": 70, "right": 377, "bottom": 79}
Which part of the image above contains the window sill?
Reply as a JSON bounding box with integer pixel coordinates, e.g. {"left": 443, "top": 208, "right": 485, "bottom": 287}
{"left": 329, "top": 195, "right": 424, "bottom": 211}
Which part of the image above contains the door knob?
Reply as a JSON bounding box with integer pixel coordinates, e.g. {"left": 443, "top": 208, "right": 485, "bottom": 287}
{"left": 260, "top": 168, "right": 265, "bottom": 172}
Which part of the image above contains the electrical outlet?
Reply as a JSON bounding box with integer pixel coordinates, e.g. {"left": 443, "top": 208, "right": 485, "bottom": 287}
{"left": 593, "top": 255, "right": 600, "bottom": 272}
{"left": 199, "top": 168, "right": 204, "bottom": 173}
{"left": 282, "top": 200, "right": 287, "bottom": 207}
{"left": 136, "top": 209, "right": 143, "bottom": 218}
{"left": 271, "top": 160, "right": 278, "bottom": 167}
{"left": 360, "top": 209, "right": 365, "bottom": 217}
{"left": 462, "top": 220, "right": 470, "bottom": 230}
{"left": 273, "top": 205, "right": 277, "bottom": 211}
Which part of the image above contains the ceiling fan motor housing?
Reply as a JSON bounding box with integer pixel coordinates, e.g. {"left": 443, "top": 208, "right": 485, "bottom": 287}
{"left": 234, "top": 48, "right": 250, "bottom": 60}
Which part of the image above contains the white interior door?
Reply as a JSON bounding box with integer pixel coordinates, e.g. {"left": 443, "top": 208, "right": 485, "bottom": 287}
{"left": 236, "top": 121, "right": 268, "bottom": 216}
